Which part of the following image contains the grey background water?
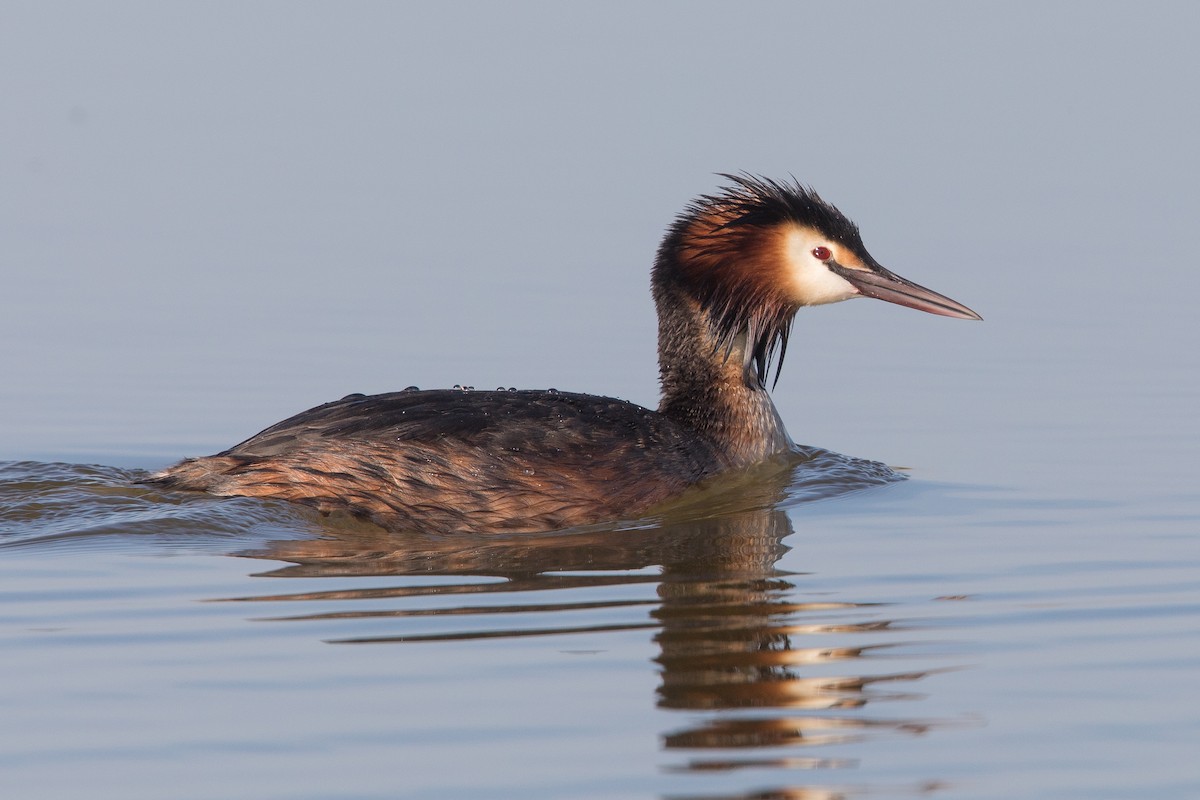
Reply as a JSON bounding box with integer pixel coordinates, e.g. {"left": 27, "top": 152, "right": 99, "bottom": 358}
{"left": 2, "top": 2, "right": 1198, "bottom": 798}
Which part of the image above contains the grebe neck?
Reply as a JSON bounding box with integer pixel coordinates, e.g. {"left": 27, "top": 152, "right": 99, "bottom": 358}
{"left": 653, "top": 278, "right": 794, "bottom": 468}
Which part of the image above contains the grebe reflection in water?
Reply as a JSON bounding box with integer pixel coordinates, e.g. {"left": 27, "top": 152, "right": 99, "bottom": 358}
{"left": 147, "top": 175, "right": 980, "bottom": 533}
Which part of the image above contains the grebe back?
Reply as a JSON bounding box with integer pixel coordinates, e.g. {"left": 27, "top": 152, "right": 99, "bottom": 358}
{"left": 147, "top": 175, "right": 980, "bottom": 533}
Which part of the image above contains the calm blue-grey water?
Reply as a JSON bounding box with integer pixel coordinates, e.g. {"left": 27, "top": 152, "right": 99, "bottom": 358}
{"left": 3, "top": 2, "right": 1199, "bottom": 798}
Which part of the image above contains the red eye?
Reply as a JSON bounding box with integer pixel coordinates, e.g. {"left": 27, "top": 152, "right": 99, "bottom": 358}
{"left": 811, "top": 246, "right": 832, "bottom": 261}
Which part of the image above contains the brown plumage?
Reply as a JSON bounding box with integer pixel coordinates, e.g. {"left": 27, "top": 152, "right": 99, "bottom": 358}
{"left": 146, "top": 175, "right": 981, "bottom": 533}
{"left": 152, "top": 389, "right": 726, "bottom": 532}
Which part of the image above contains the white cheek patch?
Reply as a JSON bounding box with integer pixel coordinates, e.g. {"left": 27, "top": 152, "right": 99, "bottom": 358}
{"left": 781, "top": 228, "right": 861, "bottom": 306}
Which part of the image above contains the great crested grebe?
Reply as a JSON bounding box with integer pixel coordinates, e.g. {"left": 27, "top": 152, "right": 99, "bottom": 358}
{"left": 147, "top": 175, "right": 980, "bottom": 533}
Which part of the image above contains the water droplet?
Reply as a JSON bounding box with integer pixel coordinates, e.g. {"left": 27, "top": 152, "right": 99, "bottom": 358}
{"left": 524, "top": 468, "right": 536, "bottom": 476}
{"left": 546, "top": 388, "right": 559, "bottom": 394}
{"left": 403, "top": 385, "right": 420, "bottom": 392}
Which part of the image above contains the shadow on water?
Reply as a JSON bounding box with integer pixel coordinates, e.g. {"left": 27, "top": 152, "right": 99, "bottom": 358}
{"left": 1, "top": 451, "right": 970, "bottom": 796}
{"left": 207, "top": 448, "right": 967, "bottom": 797}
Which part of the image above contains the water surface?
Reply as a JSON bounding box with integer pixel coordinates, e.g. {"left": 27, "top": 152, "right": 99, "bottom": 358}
{"left": 3, "top": 451, "right": 1196, "bottom": 799}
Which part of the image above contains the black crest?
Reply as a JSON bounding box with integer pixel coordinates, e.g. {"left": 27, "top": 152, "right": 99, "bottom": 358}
{"left": 699, "top": 173, "right": 863, "bottom": 249}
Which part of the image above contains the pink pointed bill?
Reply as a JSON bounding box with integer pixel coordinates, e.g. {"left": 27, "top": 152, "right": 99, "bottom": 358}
{"left": 833, "top": 264, "right": 982, "bottom": 321}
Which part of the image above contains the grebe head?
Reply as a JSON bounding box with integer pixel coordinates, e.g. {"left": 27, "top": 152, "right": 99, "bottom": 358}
{"left": 654, "top": 173, "right": 981, "bottom": 387}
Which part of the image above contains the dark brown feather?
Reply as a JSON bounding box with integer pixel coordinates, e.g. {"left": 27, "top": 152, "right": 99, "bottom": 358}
{"left": 147, "top": 390, "right": 729, "bottom": 533}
